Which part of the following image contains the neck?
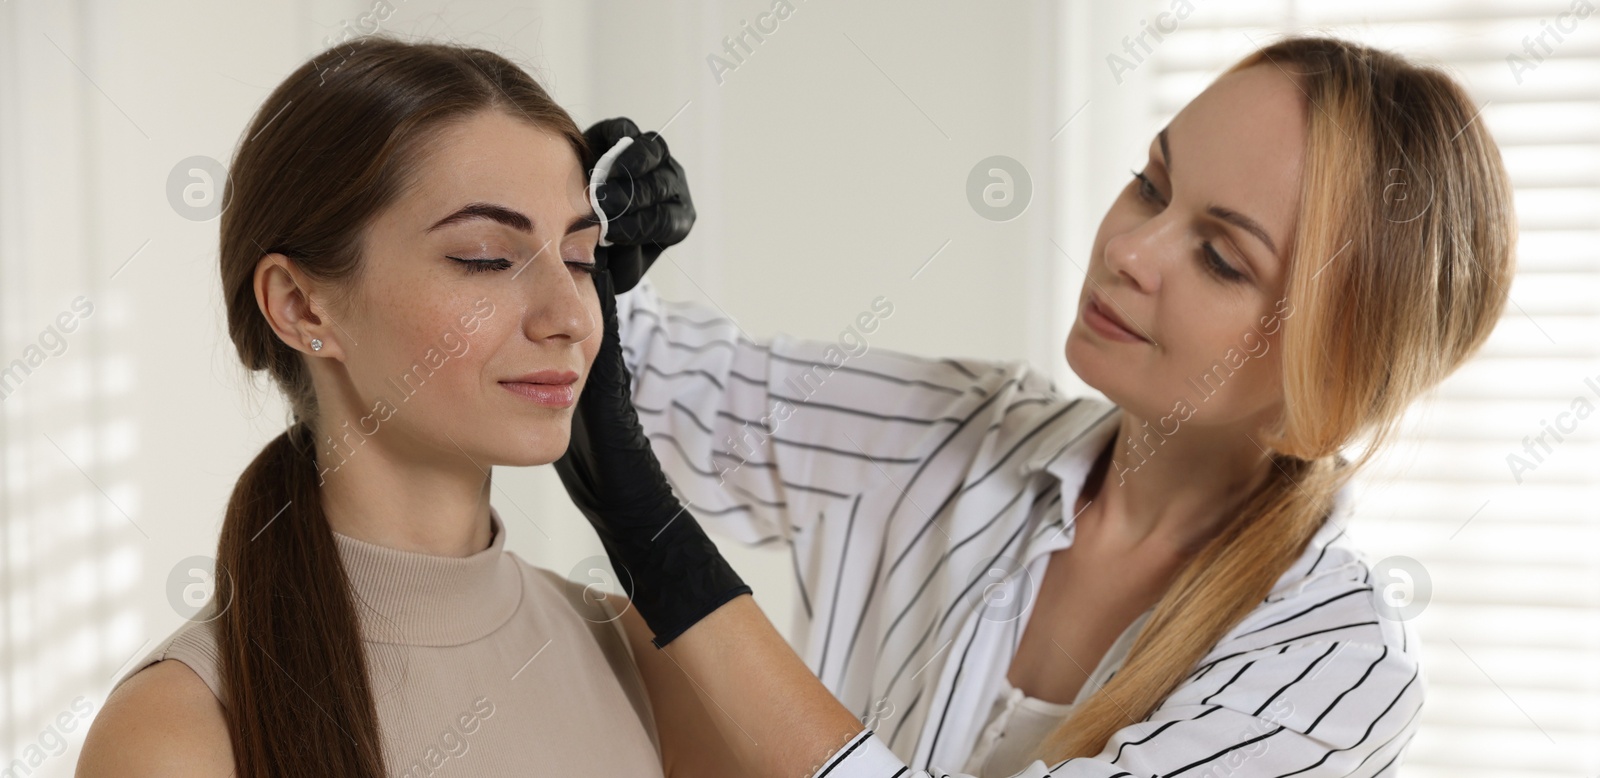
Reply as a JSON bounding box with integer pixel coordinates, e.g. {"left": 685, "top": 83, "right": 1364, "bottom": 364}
{"left": 1082, "top": 411, "right": 1275, "bottom": 556}
{"left": 313, "top": 423, "right": 494, "bottom": 558}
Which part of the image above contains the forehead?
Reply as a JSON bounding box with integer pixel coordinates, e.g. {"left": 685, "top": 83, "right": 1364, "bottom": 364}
{"left": 402, "top": 111, "right": 589, "bottom": 225}
{"left": 1162, "top": 64, "right": 1307, "bottom": 270}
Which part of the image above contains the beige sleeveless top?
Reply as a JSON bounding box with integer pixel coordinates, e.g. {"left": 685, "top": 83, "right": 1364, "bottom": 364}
{"left": 113, "top": 508, "right": 664, "bottom": 776}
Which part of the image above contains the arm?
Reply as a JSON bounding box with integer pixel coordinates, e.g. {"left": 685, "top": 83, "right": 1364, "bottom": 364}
{"left": 616, "top": 601, "right": 747, "bottom": 778}
{"left": 586, "top": 118, "right": 1057, "bottom": 553}
{"left": 662, "top": 612, "right": 1423, "bottom": 777}
{"left": 656, "top": 596, "right": 872, "bottom": 776}
{"left": 617, "top": 278, "right": 1042, "bottom": 547}
{"left": 77, "top": 660, "right": 234, "bottom": 777}
{"left": 549, "top": 267, "right": 1027, "bottom": 777}
{"left": 821, "top": 642, "right": 1422, "bottom": 776}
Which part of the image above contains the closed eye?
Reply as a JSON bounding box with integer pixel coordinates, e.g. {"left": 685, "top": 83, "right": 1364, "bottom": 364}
{"left": 449, "top": 256, "right": 513, "bottom": 273}
{"left": 1200, "top": 243, "right": 1245, "bottom": 282}
{"left": 1132, "top": 169, "right": 1164, "bottom": 206}
{"left": 449, "top": 256, "right": 598, "bottom": 277}
{"left": 1129, "top": 169, "right": 1248, "bottom": 284}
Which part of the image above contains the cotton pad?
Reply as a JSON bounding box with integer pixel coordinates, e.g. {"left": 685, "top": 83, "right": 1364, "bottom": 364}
{"left": 588, "top": 135, "right": 636, "bottom": 248}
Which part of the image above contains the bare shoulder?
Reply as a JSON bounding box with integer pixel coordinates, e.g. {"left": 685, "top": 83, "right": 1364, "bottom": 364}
{"left": 78, "top": 659, "right": 234, "bottom": 777}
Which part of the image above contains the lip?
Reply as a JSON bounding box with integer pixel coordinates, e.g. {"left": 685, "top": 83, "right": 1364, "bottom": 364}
{"left": 503, "top": 370, "right": 579, "bottom": 385}
{"left": 499, "top": 370, "right": 579, "bottom": 408}
{"left": 1082, "top": 292, "right": 1150, "bottom": 344}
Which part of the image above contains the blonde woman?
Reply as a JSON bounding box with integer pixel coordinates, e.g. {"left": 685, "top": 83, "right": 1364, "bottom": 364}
{"left": 558, "top": 34, "right": 1513, "bottom": 776}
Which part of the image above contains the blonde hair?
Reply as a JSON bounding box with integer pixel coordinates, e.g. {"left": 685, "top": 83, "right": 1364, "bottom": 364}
{"left": 1033, "top": 34, "right": 1516, "bottom": 762}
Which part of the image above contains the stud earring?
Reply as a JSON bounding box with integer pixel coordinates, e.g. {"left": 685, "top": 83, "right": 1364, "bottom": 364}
{"left": 310, "top": 338, "right": 323, "bottom": 352}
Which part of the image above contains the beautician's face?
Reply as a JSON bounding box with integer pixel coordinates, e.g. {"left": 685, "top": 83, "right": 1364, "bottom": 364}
{"left": 317, "top": 110, "right": 602, "bottom": 468}
{"left": 1065, "top": 64, "right": 1304, "bottom": 433}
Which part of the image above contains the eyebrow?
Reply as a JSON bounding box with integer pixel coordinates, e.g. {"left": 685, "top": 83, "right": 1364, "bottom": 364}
{"left": 1156, "top": 127, "right": 1280, "bottom": 258}
{"left": 425, "top": 202, "right": 600, "bottom": 236}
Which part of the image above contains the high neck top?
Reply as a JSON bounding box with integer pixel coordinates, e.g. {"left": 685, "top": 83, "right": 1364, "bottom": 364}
{"left": 333, "top": 509, "right": 522, "bottom": 646}
{"left": 116, "top": 506, "right": 665, "bottom": 776}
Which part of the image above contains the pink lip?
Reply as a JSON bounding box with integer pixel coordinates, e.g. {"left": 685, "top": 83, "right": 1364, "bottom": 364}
{"left": 500, "top": 370, "right": 579, "bottom": 408}
{"left": 1082, "top": 293, "right": 1149, "bottom": 344}
{"left": 504, "top": 370, "right": 579, "bottom": 385}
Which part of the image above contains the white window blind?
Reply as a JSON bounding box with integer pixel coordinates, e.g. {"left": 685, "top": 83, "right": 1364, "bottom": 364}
{"left": 0, "top": 4, "right": 147, "bottom": 772}
{"left": 1138, "top": 3, "right": 1600, "bottom": 776}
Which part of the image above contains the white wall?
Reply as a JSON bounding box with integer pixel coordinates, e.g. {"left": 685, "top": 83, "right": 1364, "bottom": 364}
{"left": 574, "top": 0, "right": 1093, "bottom": 638}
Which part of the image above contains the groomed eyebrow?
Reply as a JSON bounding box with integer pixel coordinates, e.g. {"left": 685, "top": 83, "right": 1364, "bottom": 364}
{"left": 425, "top": 202, "right": 600, "bottom": 236}
{"left": 1156, "top": 127, "right": 1280, "bottom": 258}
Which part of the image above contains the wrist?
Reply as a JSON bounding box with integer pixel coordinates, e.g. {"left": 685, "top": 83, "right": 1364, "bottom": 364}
{"left": 648, "top": 584, "right": 753, "bottom": 648}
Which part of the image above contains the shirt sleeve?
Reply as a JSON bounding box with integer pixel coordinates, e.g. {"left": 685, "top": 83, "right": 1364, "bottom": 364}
{"left": 815, "top": 640, "right": 1423, "bottom": 777}
{"left": 614, "top": 278, "right": 1055, "bottom": 548}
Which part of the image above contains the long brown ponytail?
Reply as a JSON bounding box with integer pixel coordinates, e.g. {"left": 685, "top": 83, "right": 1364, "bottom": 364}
{"left": 214, "top": 37, "right": 587, "bottom": 777}
{"left": 1036, "top": 34, "right": 1516, "bottom": 762}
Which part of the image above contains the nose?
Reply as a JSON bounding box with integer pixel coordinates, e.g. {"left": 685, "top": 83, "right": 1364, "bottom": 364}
{"left": 1100, "top": 212, "right": 1170, "bottom": 295}
{"left": 517, "top": 243, "right": 598, "bottom": 346}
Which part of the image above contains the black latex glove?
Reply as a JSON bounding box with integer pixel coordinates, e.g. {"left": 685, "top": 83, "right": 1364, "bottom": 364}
{"left": 553, "top": 265, "right": 750, "bottom": 648}
{"left": 583, "top": 117, "right": 696, "bottom": 294}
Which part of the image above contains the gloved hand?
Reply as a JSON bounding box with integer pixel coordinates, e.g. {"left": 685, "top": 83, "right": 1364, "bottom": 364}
{"left": 583, "top": 117, "right": 695, "bottom": 294}
{"left": 553, "top": 264, "right": 750, "bottom": 648}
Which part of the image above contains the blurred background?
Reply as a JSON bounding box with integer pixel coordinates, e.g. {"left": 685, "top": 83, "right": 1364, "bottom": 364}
{"left": 0, "top": 0, "right": 1595, "bottom": 775}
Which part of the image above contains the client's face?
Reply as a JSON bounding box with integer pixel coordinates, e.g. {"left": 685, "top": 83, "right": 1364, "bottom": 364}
{"left": 317, "top": 110, "right": 602, "bottom": 469}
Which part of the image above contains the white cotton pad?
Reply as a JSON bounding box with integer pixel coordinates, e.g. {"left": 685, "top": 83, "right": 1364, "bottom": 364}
{"left": 588, "top": 135, "right": 636, "bottom": 248}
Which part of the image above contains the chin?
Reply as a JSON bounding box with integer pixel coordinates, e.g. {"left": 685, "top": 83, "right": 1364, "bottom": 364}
{"left": 518, "top": 438, "right": 572, "bottom": 467}
{"left": 1064, "top": 328, "right": 1107, "bottom": 389}
{"left": 478, "top": 423, "right": 570, "bottom": 468}
{"left": 1064, "top": 331, "right": 1141, "bottom": 411}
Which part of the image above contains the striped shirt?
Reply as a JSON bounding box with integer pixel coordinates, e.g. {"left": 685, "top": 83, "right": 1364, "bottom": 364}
{"left": 616, "top": 279, "right": 1424, "bottom": 777}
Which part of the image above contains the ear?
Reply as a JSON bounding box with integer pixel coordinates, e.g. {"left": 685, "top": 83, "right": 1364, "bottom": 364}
{"left": 253, "top": 254, "right": 347, "bottom": 361}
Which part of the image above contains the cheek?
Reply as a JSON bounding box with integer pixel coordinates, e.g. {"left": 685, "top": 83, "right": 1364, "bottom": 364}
{"left": 581, "top": 294, "right": 603, "bottom": 370}
{"left": 363, "top": 291, "right": 496, "bottom": 385}
{"left": 420, "top": 300, "right": 484, "bottom": 353}
{"left": 1170, "top": 314, "right": 1284, "bottom": 411}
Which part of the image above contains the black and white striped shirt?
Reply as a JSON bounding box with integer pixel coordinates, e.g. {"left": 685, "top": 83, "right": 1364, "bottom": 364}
{"left": 617, "top": 279, "right": 1424, "bottom": 777}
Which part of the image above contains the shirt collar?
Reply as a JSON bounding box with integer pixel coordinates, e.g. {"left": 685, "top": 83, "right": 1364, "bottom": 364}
{"left": 1015, "top": 400, "right": 1121, "bottom": 559}
{"left": 1016, "top": 400, "right": 1357, "bottom": 579}
{"left": 1018, "top": 398, "right": 1122, "bottom": 484}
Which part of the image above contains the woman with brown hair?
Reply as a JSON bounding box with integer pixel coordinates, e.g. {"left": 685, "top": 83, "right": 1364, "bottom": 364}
{"left": 77, "top": 38, "right": 693, "bottom": 777}
{"left": 559, "top": 34, "right": 1515, "bottom": 776}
